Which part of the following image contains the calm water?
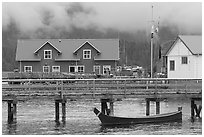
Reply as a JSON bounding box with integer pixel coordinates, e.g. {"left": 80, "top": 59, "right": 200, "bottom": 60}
{"left": 2, "top": 97, "right": 202, "bottom": 135}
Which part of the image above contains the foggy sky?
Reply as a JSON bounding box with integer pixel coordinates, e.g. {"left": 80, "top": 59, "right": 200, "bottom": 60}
{"left": 2, "top": 2, "right": 202, "bottom": 35}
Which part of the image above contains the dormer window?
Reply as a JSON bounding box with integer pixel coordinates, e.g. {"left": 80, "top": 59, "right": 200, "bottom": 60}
{"left": 44, "top": 50, "right": 52, "bottom": 59}
{"left": 83, "top": 49, "right": 91, "bottom": 59}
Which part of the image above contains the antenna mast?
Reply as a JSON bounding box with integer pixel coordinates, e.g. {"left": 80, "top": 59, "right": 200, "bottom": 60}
{"left": 150, "top": 4, "right": 154, "bottom": 78}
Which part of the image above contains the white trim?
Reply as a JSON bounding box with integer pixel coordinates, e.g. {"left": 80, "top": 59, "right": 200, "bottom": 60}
{"left": 181, "top": 56, "right": 188, "bottom": 64}
{"left": 83, "top": 49, "right": 91, "bottom": 59}
{"left": 73, "top": 41, "right": 100, "bottom": 53}
{"left": 77, "top": 65, "right": 85, "bottom": 73}
{"left": 52, "top": 66, "right": 60, "bottom": 72}
{"left": 34, "top": 41, "right": 61, "bottom": 54}
{"left": 55, "top": 59, "right": 80, "bottom": 61}
{"left": 96, "top": 112, "right": 101, "bottom": 117}
{"left": 43, "top": 66, "right": 50, "bottom": 73}
{"left": 93, "top": 65, "right": 101, "bottom": 74}
{"left": 169, "top": 60, "right": 175, "bottom": 71}
{"left": 94, "top": 58, "right": 120, "bottom": 60}
{"left": 44, "top": 50, "right": 52, "bottom": 59}
{"left": 24, "top": 66, "right": 32, "bottom": 72}
{"left": 69, "top": 65, "right": 85, "bottom": 73}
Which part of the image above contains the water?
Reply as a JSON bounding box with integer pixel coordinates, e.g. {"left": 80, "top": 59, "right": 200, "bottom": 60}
{"left": 2, "top": 97, "right": 202, "bottom": 135}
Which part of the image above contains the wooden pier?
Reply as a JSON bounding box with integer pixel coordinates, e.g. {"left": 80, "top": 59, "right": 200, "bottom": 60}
{"left": 2, "top": 78, "right": 202, "bottom": 122}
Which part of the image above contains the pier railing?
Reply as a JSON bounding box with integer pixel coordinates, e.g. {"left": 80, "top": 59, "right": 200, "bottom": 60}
{"left": 2, "top": 78, "right": 202, "bottom": 98}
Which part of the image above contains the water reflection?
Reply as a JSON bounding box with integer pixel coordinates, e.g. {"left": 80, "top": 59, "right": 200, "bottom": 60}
{"left": 98, "top": 121, "right": 183, "bottom": 134}
{"left": 55, "top": 121, "right": 66, "bottom": 131}
{"left": 7, "top": 121, "right": 17, "bottom": 134}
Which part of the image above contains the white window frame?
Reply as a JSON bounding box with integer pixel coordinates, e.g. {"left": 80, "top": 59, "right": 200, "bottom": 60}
{"left": 24, "top": 66, "right": 32, "bottom": 72}
{"left": 103, "top": 65, "right": 111, "bottom": 75}
{"left": 83, "top": 49, "right": 91, "bottom": 59}
{"left": 43, "top": 66, "right": 50, "bottom": 73}
{"left": 169, "top": 60, "right": 175, "bottom": 71}
{"left": 52, "top": 66, "right": 60, "bottom": 72}
{"left": 181, "top": 56, "right": 188, "bottom": 64}
{"left": 93, "top": 65, "right": 101, "bottom": 74}
{"left": 77, "top": 65, "right": 85, "bottom": 73}
{"left": 69, "top": 65, "right": 85, "bottom": 73}
{"left": 69, "top": 66, "right": 76, "bottom": 73}
{"left": 44, "top": 50, "right": 52, "bottom": 59}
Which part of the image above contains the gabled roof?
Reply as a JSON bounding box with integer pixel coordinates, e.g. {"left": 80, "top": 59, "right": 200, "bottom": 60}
{"left": 16, "top": 39, "right": 119, "bottom": 61}
{"left": 166, "top": 35, "right": 202, "bottom": 55}
{"left": 73, "top": 41, "right": 101, "bottom": 53}
{"left": 34, "top": 41, "right": 62, "bottom": 54}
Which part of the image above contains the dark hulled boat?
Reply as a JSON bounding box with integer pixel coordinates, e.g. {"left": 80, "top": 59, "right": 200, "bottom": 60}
{"left": 94, "top": 108, "right": 182, "bottom": 126}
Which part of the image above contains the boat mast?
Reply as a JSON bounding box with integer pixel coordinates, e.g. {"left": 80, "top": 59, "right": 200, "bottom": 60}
{"left": 150, "top": 5, "right": 154, "bottom": 78}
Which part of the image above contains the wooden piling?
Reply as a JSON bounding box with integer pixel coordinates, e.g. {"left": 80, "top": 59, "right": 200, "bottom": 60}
{"left": 156, "top": 101, "right": 160, "bottom": 114}
{"left": 101, "top": 99, "right": 108, "bottom": 115}
{"left": 8, "top": 101, "right": 13, "bottom": 123}
{"left": 62, "top": 99, "right": 66, "bottom": 122}
{"left": 101, "top": 98, "right": 114, "bottom": 116}
{"left": 55, "top": 97, "right": 67, "bottom": 123}
{"left": 191, "top": 99, "right": 195, "bottom": 119}
{"left": 109, "top": 99, "right": 114, "bottom": 116}
{"left": 146, "top": 99, "right": 150, "bottom": 116}
{"left": 55, "top": 101, "right": 60, "bottom": 122}
{"left": 13, "top": 102, "right": 17, "bottom": 122}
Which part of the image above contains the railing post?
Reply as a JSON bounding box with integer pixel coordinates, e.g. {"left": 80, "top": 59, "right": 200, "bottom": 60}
{"left": 124, "top": 79, "right": 126, "bottom": 98}
{"left": 93, "top": 79, "right": 95, "bottom": 97}
{"left": 146, "top": 80, "right": 149, "bottom": 89}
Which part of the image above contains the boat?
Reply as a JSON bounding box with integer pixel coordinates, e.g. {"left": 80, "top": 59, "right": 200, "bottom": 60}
{"left": 93, "top": 108, "right": 182, "bottom": 126}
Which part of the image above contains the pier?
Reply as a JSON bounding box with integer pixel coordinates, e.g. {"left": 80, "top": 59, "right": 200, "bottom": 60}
{"left": 2, "top": 78, "right": 202, "bottom": 123}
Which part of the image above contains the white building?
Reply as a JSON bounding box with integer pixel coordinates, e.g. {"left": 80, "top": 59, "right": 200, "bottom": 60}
{"left": 166, "top": 35, "right": 202, "bottom": 78}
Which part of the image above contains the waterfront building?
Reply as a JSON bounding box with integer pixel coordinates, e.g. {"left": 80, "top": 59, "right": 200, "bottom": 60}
{"left": 16, "top": 39, "right": 119, "bottom": 74}
{"left": 165, "top": 35, "right": 202, "bottom": 78}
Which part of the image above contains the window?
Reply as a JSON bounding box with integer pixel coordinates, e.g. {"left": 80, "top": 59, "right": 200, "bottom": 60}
{"left": 103, "top": 65, "right": 111, "bottom": 75}
{"left": 69, "top": 66, "right": 85, "bottom": 73}
{"left": 24, "top": 66, "right": 32, "bottom": 72}
{"left": 181, "top": 56, "right": 188, "bottom": 64}
{"left": 170, "top": 60, "right": 175, "bottom": 71}
{"left": 94, "top": 65, "right": 101, "bottom": 74}
{"left": 83, "top": 49, "right": 91, "bottom": 59}
{"left": 77, "top": 66, "right": 84, "bottom": 73}
{"left": 43, "top": 66, "right": 50, "bottom": 73}
{"left": 52, "top": 66, "right": 60, "bottom": 72}
{"left": 44, "top": 50, "right": 52, "bottom": 59}
{"left": 69, "top": 66, "right": 76, "bottom": 73}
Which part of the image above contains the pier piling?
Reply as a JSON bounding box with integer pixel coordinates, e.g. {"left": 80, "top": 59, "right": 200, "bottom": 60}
{"left": 146, "top": 99, "right": 150, "bottom": 116}
{"left": 100, "top": 97, "right": 114, "bottom": 116}
{"left": 156, "top": 101, "right": 160, "bottom": 114}
{"left": 7, "top": 97, "right": 17, "bottom": 124}
{"left": 191, "top": 97, "right": 202, "bottom": 119}
{"left": 55, "top": 92, "right": 67, "bottom": 123}
{"left": 146, "top": 98, "right": 164, "bottom": 116}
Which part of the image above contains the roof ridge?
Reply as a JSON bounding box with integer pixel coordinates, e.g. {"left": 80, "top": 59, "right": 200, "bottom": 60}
{"left": 18, "top": 38, "right": 120, "bottom": 41}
